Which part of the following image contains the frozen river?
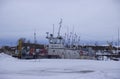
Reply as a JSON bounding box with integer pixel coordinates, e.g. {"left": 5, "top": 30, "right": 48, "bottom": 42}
{"left": 0, "top": 53, "right": 120, "bottom": 79}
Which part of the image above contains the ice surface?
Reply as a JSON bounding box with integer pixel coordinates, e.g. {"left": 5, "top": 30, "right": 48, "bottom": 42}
{"left": 0, "top": 53, "right": 120, "bottom": 79}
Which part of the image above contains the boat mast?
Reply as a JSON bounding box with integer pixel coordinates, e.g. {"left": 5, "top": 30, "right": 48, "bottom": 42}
{"left": 34, "top": 29, "right": 37, "bottom": 44}
{"left": 117, "top": 28, "right": 119, "bottom": 54}
{"left": 53, "top": 24, "right": 54, "bottom": 37}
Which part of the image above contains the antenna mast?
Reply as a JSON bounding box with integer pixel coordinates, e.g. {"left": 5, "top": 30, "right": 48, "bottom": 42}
{"left": 117, "top": 28, "right": 119, "bottom": 54}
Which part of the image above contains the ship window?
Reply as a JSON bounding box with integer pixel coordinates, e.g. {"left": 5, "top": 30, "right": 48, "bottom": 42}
{"left": 53, "top": 50, "right": 55, "bottom": 52}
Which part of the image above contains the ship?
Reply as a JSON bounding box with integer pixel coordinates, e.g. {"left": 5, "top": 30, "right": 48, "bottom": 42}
{"left": 46, "top": 19, "right": 82, "bottom": 59}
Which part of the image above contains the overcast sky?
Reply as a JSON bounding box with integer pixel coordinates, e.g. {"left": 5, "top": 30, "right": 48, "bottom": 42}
{"left": 0, "top": 0, "right": 120, "bottom": 45}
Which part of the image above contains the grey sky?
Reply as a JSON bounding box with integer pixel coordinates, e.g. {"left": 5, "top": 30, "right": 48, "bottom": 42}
{"left": 0, "top": 0, "right": 120, "bottom": 44}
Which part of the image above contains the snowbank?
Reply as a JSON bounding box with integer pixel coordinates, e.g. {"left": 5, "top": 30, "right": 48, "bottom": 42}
{"left": 0, "top": 53, "right": 17, "bottom": 61}
{"left": 0, "top": 53, "right": 120, "bottom": 79}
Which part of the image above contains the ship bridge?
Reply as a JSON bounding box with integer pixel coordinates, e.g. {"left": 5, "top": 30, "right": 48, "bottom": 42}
{"left": 46, "top": 33, "right": 64, "bottom": 49}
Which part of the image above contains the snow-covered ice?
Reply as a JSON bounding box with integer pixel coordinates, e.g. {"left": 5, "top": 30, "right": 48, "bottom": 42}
{"left": 0, "top": 53, "right": 120, "bottom": 79}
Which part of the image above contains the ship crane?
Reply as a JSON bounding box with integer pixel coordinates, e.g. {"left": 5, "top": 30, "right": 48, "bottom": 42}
{"left": 58, "top": 18, "right": 62, "bottom": 38}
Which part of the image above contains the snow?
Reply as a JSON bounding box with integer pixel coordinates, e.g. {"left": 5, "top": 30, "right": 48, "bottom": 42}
{"left": 0, "top": 53, "right": 120, "bottom": 79}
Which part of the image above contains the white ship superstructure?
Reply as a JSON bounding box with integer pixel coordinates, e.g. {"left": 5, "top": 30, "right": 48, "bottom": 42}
{"left": 46, "top": 19, "right": 81, "bottom": 59}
